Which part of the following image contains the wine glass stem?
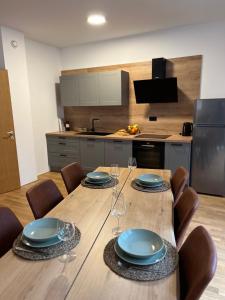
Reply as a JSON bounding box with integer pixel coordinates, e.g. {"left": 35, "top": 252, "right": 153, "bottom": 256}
{"left": 117, "top": 216, "right": 120, "bottom": 231}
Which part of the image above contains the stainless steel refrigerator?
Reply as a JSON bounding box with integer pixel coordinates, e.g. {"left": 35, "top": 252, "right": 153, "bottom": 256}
{"left": 192, "top": 98, "right": 225, "bottom": 196}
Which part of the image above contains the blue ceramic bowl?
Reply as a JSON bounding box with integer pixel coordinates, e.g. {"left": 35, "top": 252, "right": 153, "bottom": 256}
{"left": 23, "top": 218, "right": 64, "bottom": 242}
{"left": 137, "top": 174, "right": 163, "bottom": 187}
{"left": 86, "top": 171, "right": 110, "bottom": 182}
{"left": 114, "top": 240, "right": 167, "bottom": 266}
{"left": 118, "top": 229, "right": 164, "bottom": 258}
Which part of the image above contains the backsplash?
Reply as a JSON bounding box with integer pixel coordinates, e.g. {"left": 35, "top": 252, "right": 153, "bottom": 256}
{"left": 63, "top": 55, "right": 201, "bottom": 134}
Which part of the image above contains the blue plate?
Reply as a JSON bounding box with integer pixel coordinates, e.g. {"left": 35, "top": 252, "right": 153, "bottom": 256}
{"left": 21, "top": 235, "right": 61, "bottom": 248}
{"left": 86, "top": 172, "right": 110, "bottom": 182}
{"left": 23, "top": 218, "right": 64, "bottom": 243}
{"left": 135, "top": 179, "right": 163, "bottom": 188}
{"left": 114, "top": 241, "right": 167, "bottom": 266}
{"left": 85, "top": 177, "right": 111, "bottom": 185}
{"left": 137, "top": 174, "right": 163, "bottom": 187}
{"left": 118, "top": 229, "right": 164, "bottom": 258}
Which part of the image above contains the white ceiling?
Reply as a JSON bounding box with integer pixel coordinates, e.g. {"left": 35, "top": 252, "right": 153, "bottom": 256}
{"left": 0, "top": 0, "right": 225, "bottom": 48}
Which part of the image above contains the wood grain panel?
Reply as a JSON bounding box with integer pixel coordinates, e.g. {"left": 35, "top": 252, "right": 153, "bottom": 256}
{"left": 66, "top": 168, "right": 176, "bottom": 300}
{"left": 62, "top": 55, "right": 202, "bottom": 134}
{"left": 0, "top": 69, "right": 20, "bottom": 193}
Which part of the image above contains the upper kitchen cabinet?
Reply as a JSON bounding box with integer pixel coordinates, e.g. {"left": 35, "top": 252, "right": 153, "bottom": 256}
{"left": 60, "top": 75, "right": 79, "bottom": 106}
{"left": 78, "top": 73, "right": 99, "bottom": 106}
{"left": 98, "top": 71, "right": 129, "bottom": 106}
{"left": 59, "top": 70, "right": 129, "bottom": 107}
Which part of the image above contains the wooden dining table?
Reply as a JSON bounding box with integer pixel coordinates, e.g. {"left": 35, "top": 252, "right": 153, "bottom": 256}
{"left": 0, "top": 167, "right": 178, "bottom": 300}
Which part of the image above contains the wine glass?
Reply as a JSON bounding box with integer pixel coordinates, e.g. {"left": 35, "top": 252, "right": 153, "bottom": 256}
{"left": 111, "top": 191, "right": 126, "bottom": 235}
{"left": 57, "top": 219, "right": 76, "bottom": 266}
{"left": 128, "top": 157, "right": 137, "bottom": 171}
{"left": 110, "top": 164, "right": 120, "bottom": 184}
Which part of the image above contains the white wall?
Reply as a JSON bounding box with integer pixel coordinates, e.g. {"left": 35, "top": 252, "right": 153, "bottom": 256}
{"left": 25, "top": 39, "right": 62, "bottom": 175}
{"left": 61, "top": 21, "right": 225, "bottom": 99}
{"left": 0, "top": 27, "right": 37, "bottom": 185}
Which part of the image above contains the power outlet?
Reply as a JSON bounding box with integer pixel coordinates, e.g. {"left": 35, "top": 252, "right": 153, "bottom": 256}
{"left": 149, "top": 116, "right": 157, "bottom": 121}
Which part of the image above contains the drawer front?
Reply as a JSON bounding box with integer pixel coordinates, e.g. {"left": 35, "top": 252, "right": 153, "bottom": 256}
{"left": 48, "top": 152, "right": 80, "bottom": 171}
{"left": 47, "top": 136, "right": 80, "bottom": 154}
{"left": 47, "top": 142, "right": 79, "bottom": 155}
{"left": 105, "top": 140, "right": 132, "bottom": 167}
{"left": 164, "top": 142, "right": 191, "bottom": 174}
{"left": 47, "top": 136, "right": 79, "bottom": 145}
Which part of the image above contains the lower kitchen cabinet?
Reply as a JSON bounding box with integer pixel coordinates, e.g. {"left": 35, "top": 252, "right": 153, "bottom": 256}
{"left": 164, "top": 142, "right": 191, "bottom": 175}
{"left": 80, "top": 138, "right": 105, "bottom": 171}
{"left": 46, "top": 136, "right": 80, "bottom": 171}
{"left": 105, "top": 140, "right": 132, "bottom": 167}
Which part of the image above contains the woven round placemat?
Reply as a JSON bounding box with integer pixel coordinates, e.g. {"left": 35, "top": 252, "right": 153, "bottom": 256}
{"left": 103, "top": 238, "right": 178, "bottom": 281}
{"left": 81, "top": 178, "right": 119, "bottom": 189}
{"left": 131, "top": 180, "right": 170, "bottom": 193}
{"left": 12, "top": 226, "right": 81, "bottom": 261}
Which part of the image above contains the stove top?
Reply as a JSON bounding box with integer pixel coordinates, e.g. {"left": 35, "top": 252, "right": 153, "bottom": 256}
{"left": 135, "top": 134, "right": 171, "bottom": 139}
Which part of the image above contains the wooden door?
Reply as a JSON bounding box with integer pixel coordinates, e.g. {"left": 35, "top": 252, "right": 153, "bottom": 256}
{"left": 0, "top": 69, "right": 20, "bottom": 193}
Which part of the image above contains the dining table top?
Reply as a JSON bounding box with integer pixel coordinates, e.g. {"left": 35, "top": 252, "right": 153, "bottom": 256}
{"left": 0, "top": 167, "right": 177, "bottom": 300}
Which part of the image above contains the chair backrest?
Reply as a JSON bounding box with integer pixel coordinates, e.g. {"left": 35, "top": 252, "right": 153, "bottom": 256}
{"left": 171, "top": 167, "right": 189, "bottom": 206}
{"left": 26, "top": 179, "right": 63, "bottom": 219}
{"left": 179, "top": 226, "right": 217, "bottom": 300}
{"left": 60, "top": 162, "right": 85, "bottom": 194}
{"left": 0, "top": 207, "right": 23, "bottom": 257}
{"left": 174, "top": 187, "right": 199, "bottom": 249}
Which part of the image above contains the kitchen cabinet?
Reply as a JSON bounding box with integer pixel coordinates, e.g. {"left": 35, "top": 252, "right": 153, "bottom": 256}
{"left": 46, "top": 136, "right": 80, "bottom": 171}
{"left": 80, "top": 138, "right": 105, "bottom": 171}
{"left": 105, "top": 140, "right": 132, "bottom": 167}
{"left": 59, "top": 70, "right": 129, "bottom": 107}
{"left": 98, "top": 71, "right": 129, "bottom": 106}
{"left": 78, "top": 73, "right": 99, "bottom": 106}
{"left": 164, "top": 142, "right": 191, "bottom": 175}
{"left": 60, "top": 75, "right": 79, "bottom": 106}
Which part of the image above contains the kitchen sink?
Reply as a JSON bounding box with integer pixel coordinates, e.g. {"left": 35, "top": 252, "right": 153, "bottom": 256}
{"left": 76, "top": 131, "right": 113, "bottom": 136}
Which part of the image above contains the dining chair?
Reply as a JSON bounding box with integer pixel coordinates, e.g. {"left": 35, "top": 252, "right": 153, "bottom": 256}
{"left": 0, "top": 207, "right": 23, "bottom": 257}
{"left": 174, "top": 187, "right": 199, "bottom": 250}
{"left": 26, "top": 179, "right": 63, "bottom": 219}
{"left": 171, "top": 167, "right": 189, "bottom": 206}
{"left": 60, "top": 162, "right": 85, "bottom": 194}
{"left": 179, "top": 226, "right": 217, "bottom": 300}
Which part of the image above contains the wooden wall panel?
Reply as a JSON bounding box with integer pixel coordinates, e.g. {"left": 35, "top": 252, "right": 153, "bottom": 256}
{"left": 62, "top": 55, "right": 202, "bottom": 134}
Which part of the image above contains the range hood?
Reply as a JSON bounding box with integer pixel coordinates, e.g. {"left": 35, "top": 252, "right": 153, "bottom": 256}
{"left": 134, "top": 58, "right": 178, "bottom": 103}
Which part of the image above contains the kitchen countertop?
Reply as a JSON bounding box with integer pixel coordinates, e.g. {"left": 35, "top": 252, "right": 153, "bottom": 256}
{"left": 46, "top": 131, "right": 192, "bottom": 143}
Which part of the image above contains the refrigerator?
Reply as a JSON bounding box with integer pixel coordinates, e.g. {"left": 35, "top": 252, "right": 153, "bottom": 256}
{"left": 192, "top": 98, "right": 225, "bottom": 196}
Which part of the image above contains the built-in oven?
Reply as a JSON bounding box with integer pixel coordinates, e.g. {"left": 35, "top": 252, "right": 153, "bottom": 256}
{"left": 133, "top": 140, "right": 165, "bottom": 169}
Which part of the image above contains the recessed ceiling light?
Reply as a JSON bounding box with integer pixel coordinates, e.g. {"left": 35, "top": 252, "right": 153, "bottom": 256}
{"left": 87, "top": 14, "right": 106, "bottom": 26}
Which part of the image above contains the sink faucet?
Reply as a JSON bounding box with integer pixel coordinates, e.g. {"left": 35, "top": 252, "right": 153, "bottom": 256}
{"left": 91, "top": 118, "right": 100, "bottom": 132}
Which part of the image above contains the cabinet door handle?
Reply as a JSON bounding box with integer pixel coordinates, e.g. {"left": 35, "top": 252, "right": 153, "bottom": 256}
{"left": 58, "top": 137, "right": 66, "bottom": 140}
{"left": 59, "top": 142, "right": 66, "bottom": 145}
{"left": 60, "top": 154, "right": 67, "bottom": 157}
{"left": 113, "top": 140, "right": 123, "bottom": 143}
{"left": 171, "top": 143, "right": 183, "bottom": 147}
{"left": 87, "top": 138, "right": 96, "bottom": 141}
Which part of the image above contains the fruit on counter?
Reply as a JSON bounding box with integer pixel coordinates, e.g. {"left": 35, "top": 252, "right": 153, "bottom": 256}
{"left": 127, "top": 124, "right": 140, "bottom": 135}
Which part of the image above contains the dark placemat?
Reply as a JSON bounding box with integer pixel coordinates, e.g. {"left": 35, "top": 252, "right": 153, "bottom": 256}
{"left": 103, "top": 238, "right": 178, "bottom": 281}
{"left": 131, "top": 180, "right": 170, "bottom": 193}
{"left": 81, "top": 178, "right": 119, "bottom": 189}
{"left": 12, "top": 226, "right": 81, "bottom": 261}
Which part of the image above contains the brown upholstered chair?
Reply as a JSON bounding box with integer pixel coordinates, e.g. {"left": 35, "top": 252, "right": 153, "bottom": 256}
{"left": 179, "top": 226, "right": 217, "bottom": 300}
{"left": 171, "top": 167, "right": 189, "bottom": 206}
{"left": 0, "top": 207, "right": 23, "bottom": 257}
{"left": 60, "top": 162, "right": 85, "bottom": 194}
{"left": 26, "top": 179, "right": 63, "bottom": 219}
{"left": 174, "top": 187, "right": 199, "bottom": 250}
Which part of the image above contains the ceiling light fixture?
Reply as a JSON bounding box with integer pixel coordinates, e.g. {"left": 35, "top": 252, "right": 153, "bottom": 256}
{"left": 87, "top": 14, "right": 106, "bottom": 26}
